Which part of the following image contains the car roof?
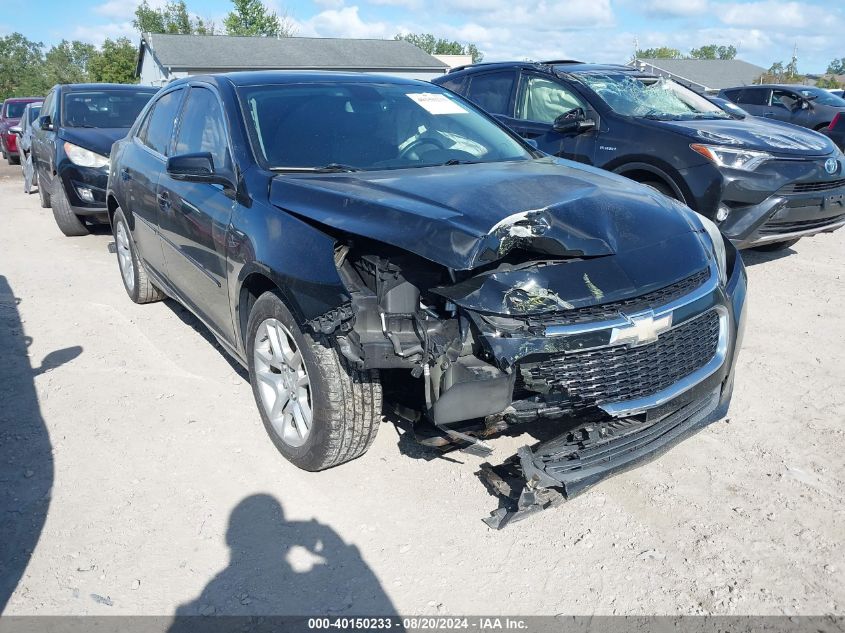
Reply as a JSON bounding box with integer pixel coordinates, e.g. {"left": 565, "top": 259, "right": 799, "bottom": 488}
{"left": 57, "top": 83, "right": 159, "bottom": 91}
{"left": 171, "top": 70, "right": 430, "bottom": 88}
{"left": 3, "top": 97, "right": 43, "bottom": 103}
{"left": 722, "top": 84, "right": 822, "bottom": 90}
{"left": 442, "top": 60, "right": 639, "bottom": 76}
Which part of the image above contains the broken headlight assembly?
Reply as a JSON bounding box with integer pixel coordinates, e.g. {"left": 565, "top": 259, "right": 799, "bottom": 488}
{"left": 690, "top": 143, "right": 772, "bottom": 171}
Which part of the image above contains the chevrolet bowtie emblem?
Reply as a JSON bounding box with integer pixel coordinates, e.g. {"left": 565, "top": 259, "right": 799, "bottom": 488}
{"left": 609, "top": 310, "right": 673, "bottom": 347}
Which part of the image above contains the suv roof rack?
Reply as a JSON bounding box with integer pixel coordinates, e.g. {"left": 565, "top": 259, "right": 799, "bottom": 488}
{"left": 540, "top": 59, "right": 584, "bottom": 65}
{"left": 447, "top": 60, "right": 552, "bottom": 74}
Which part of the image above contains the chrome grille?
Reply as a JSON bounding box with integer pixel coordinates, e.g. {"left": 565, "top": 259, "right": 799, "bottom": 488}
{"left": 520, "top": 310, "right": 721, "bottom": 410}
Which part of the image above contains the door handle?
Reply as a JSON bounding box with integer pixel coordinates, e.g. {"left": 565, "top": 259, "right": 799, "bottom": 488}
{"left": 763, "top": 112, "right": 775, "bottom": 118}
{"left": 157, "top": 191, "right": 171, "bottom": 210}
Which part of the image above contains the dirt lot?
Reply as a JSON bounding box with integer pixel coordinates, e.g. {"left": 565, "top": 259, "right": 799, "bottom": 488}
{"left": 0, "top": 160, "right": 843, "bottom": 618}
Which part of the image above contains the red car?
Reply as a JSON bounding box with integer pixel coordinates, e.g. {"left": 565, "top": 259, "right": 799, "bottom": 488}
{"left": 0, "top": 97, "right": 43, "bottom": 165}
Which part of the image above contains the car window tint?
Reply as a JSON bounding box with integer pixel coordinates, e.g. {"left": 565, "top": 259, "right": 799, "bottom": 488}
{"left": 174, "top": 87, "right": 231, "bottom": 172}
{"left": 41, "top": 91, "right": 55, "bottom": 119}
{"left": 517, "top": 75, "right": 585, "bottom": 124}
{"left": 438, "top": 76, "right": 466, "bottom": 94}
{"left": 464, "top": 71, "right": 515, "bottom": 115}
{"left": 771, "top": 89, "right": 797, "bottom": 109}
{"left": 734, "top": 88, "right": 768, "bottom": 106}
{"left": 142, "top": 89, "right": 183, "bottom": 156}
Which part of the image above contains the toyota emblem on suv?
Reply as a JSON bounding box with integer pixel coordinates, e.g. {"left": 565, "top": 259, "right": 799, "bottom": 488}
{"left": 825, "top": 158, "right": 839, "bottom": 175}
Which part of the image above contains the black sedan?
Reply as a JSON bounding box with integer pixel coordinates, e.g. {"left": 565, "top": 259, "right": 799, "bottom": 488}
{"left": 31, "top": 83, "right": 158, "bottom": 236}
{"left": 106, "top": 72, "right": 746, "bottom": 525}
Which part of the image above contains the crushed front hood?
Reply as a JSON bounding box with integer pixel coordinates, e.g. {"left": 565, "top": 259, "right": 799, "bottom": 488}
{"left": 269, "top": 158, "right": 699, "bottom": 270}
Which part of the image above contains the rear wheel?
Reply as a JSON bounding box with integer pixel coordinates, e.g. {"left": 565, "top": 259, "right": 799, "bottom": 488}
{"left": 751, "top": 238, "right": 800, "bottom": 252}
{"left": 113, "top": 207, "right": 164, "bottom": 304}
{"left": 246, "top": 292, "right": 382, "bottom": 471}
{"left": 51, "top": 179, "right": 88, "bottom": 236}
{"left": 642, "top": 180, "right": 679, "bottom": 201}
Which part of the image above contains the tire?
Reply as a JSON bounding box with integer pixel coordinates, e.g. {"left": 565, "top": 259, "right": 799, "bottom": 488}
{"left": 246, "top": 291, "right": 382, "bottom": 471}
{"left": 112, "top": 207, "right": 164, "bottom": 304}
{"left": 37, "top": 171, "right": 51, "bottom": 207}
{"left": 751, "top": 238, "right": 800, "bottom": 252}
{"left": 51, "top": 179, "right": 89, "bottom": 236}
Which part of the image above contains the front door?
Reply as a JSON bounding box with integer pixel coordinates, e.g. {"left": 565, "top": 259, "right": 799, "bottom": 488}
{"left": 157, "top": 86, "right": 236, "bottom": 343}
{"left": 503, "top": 73, "right": 596, "bottom": 165}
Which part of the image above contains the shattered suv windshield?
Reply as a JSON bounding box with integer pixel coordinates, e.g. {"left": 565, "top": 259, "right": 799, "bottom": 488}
{"left": 238, "top": 82, "right": 533, "bottom": 171}
{"left": 575, "top": 73, "right": 730, "bottom": 120}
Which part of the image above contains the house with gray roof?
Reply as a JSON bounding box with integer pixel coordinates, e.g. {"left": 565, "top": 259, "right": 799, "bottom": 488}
{"left": 136, "top": 33, "right": 449, "bottom": 86}
{"left": 628, "top": 58, "right": 768, "bottom": 93}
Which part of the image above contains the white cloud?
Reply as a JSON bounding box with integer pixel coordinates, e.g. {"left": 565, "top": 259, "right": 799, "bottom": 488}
{"left": 717, "top": 1, "right": 835, "bottom": 29}
{"left": 72, "top": 21, "right": 139, "bottom": 46}
{"left": 93, "top": 0, "right": 166, "bottom": 20}
{"left": 298, "top": 6, "right": 394, "bottom": 38}
{"left": 642, "top": 0, "right": 709, "bottom": 17}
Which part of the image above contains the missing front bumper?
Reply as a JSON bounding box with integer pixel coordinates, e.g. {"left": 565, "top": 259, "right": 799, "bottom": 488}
{"left": 479, "top": 386, "right": 725, "bottom": 529}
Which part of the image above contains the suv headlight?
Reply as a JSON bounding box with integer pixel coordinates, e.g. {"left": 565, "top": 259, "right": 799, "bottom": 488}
{"left": 64, "top": 142, "right": 109, "bottom": 168}
{"left": 690, "top": 143, "right": 772, "bottom": 171}
{"left": 697, "top": 214, "right": 727, "bottom": 286}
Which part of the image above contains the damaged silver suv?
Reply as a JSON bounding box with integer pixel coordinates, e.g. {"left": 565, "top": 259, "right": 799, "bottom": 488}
{"left": 106, "top": 72, "right": 747, "bottom": 526}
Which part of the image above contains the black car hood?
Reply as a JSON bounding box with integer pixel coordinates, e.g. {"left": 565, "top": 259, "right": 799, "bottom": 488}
{"left": 59, "top": 127, "right": 128, "bottom": 157}
{"left": 270, "top": 158, "right": 705, "bottom": 272}
{"left": 652, "top": 116, "right": 834, "bottom": 156}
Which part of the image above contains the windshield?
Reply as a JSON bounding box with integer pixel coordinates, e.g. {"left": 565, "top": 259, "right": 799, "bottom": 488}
{"left": 4, "top": 102, "right": 27, "bottom": 118}
{"left": 576, "top": 73, "right": 730, "bottom": 120}
{"left": 795, "top": 87, "right": 845, "bottom": 107}
{"left": 27, "top": 105, "right": 42, "bottom": 124}
{"left": 238, "top": 82, "right": 532, "bottom": 171}
{"left": 62, "top": 90, "right": 157, "bottom": 128}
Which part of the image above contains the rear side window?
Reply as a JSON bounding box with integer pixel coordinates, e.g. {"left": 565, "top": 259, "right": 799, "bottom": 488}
{"left": 140, "top": 89, "right": 184, "bottom": 156}
{"left": 733, "top": 88, "right": 768, "bottom": 106}
{"left": 438, "top": 76, "right": 466, "bottom": 94}
{"left": 464, "top": 71, "right": 516, "bottom": 115}
{"left": 174, "top": 87, "right": 232, "bottom": 172}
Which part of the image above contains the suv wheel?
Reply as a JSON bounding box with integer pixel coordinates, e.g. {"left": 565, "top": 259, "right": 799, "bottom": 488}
{"left": 51, "top": 179, "right": 89, "bottom": 236}
{"left": 113, "top": 207, "right": 164, "bottom": 303}
{"left": 246, "top": 292, "right": 382, "bottom": 471}
{"left": 751, "top": 238, "right": 800, "bottom": 252}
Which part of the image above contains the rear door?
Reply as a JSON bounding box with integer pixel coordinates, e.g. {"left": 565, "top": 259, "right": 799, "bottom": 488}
{"left": 32, "top": 90, "right": 57, "bottom": 190}
{"left": 461, "top": 70, "right": 517, "bottom": 122}
{"left": 503, "top": 72, "right": 596, "bottom": 164}
{"left": 157, "top": 85, "right": 237, "bottom": 342}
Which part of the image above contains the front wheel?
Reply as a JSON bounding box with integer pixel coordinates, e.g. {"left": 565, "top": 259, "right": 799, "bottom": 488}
{"left": 246, "top": 292, "right": 382, "bottom": 471}
{"left": 113, "top": 207, "right": 164, "bottom": 304}
{"left": 751, "top": 238, "right": 800, "bottom": 252}
{"left": 50, "top": 179, "right": 88, "bottom": 236}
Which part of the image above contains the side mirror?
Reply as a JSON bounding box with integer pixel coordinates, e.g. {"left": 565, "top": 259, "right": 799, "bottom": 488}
{"left": 552, "top": 108, "right": 596, "bottom": 135}
{"left": 9, "top": 125, "right": 21, "bottom": 135}
{"left": 39, "top": 115, "right": 53, "bottom": 131}
{"left": 166, "top": 152, "right": 233, "bottom": 188}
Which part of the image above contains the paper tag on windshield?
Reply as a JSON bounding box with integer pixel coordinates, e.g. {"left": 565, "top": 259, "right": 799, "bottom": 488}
{"left": 407, "top": 93, "right": 468, "bottom": 115}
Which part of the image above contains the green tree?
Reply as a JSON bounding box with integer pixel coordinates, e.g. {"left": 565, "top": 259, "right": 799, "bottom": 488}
{"left": 224, "top": 0, "right": 295, "bottom": 37}
{"left": 689, "top": 44, "right": 737, "bottom": 60}
{"left": 88, "top": 37, "right": 138, "bottom": 84}
{"left": 816, "top": 76, "right": 842, "bottom": 89}
{"left": 635, "top": 47, "right": 683, "bottom": 59}
{"left": 394, "top": 33, "right": 484, "bottom": 63}
{"left": 43, "top": 40, "right": 96, "bottom": 85}
{"left": 827, "top": 58, "right": 845, "bottom": 75}
{"left": 759, "top": 60, "right": 804, "bottom": 84}
{"left": 0, "top": 33, "right": 46, "bottom": 100}
{"left": 133, "top": 0, "right": 214, "bottom": 35}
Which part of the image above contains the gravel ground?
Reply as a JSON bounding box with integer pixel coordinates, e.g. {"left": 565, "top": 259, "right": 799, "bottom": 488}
{"left": 0, "top": 161, "right": 843, "bottom": 617}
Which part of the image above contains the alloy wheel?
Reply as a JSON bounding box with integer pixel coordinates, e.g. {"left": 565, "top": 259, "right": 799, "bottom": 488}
{"left": 253, "top": 318, "right": 313, "bottom": 447}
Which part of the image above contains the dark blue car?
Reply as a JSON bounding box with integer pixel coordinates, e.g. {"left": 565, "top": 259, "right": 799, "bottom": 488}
{"left": 106, "top": 71, "right": 745, "bottom": 525}
{"left": 30, "top": 83, "right": 158, "bottom": 236}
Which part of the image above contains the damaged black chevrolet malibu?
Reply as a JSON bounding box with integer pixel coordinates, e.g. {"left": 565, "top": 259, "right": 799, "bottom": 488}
{"left": 107, "top": 72, "right": 746, "bottom": 526}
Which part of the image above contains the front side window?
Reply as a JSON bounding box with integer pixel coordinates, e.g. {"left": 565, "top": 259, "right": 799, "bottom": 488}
{"left": 140, "top": 89, "right": 184, "bottom": 156}
{"left": 464, "top": 71, "right": 516, "bottom": 115}
{"left": 174, "top": 87, "right": 231, "bottom": 172}
{"left": 28, "top": 105, "right": 42, "bottom": 124}
{"left": 238, "top": 82, "right": 531, "bottom": 171}
{"left": 576, "top": 73, "right": 730, "bottom": 120}
{"left": 41, "top": 91, "right": 56, "bottom": 120}
{"left": 62, "top": 90, "right": 156, "bottom": 129}
{"left": 516, "top": 75, "right": 586, "bottom": 124}
{"left": 771, "top": 89, "right": 799, "bottom": 109}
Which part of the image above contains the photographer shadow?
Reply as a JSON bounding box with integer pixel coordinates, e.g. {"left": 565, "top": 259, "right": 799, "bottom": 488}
{"left": 169, "top": 494, "right": 399, "bottom": 629}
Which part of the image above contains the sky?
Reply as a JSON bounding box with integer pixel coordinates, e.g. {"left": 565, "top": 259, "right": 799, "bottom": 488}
{"left": 1, "top": 0, "right": 843, "bottom": 73}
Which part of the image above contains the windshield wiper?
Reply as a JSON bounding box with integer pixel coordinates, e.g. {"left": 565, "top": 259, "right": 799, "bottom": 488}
{"left": 271, "top": 163, "right": 364, "bottom": 173}
{"left": 441, "top": 159, "right": 480, "bottom": 166}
